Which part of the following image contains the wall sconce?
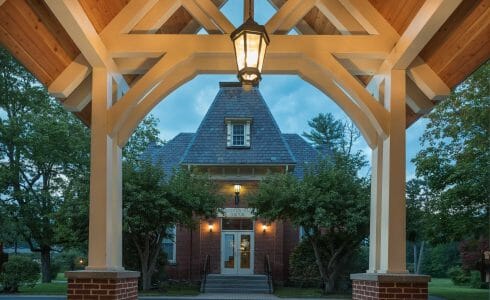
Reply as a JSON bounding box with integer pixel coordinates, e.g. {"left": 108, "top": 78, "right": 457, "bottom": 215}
{"left": 208, "top": 222, "right": 214, "bottom": 233}
{"left": 234, "top": 184, "right": 241, "bottom": 206}
{"left": 262, "top": 224, "right": 268, "bottom": 233}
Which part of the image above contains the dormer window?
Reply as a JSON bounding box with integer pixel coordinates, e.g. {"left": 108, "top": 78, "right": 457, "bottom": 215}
{"left": 232, "top": 124, "right": 245, "bottom": 146}
{"left": 226, "top": 118, "right": 251, "bottom": 148}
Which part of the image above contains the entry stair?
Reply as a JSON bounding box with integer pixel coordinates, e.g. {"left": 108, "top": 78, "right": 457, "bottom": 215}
{"left": 204, "top": 274, "right": 270, "bottom": 294}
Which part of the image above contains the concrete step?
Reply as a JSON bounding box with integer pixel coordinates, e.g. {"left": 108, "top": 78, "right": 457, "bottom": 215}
{"left": 205, "top": 287, "right": 271, "bottom": 294}
{"left": 204, "top": 274, "right": 271, "bottom": 294}
{"left": 206, "top": 283, "right": 269, "bottom": 288}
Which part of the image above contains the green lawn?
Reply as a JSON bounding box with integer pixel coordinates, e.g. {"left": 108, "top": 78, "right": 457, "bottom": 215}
{"left": 429, "top": 278, "right": 489, "bottom": 300}
{"left": 18, "top": 282, "right": 67, "bottom": 295}
{"left": 274, "top": 287, "right": 350, "bottom": 298}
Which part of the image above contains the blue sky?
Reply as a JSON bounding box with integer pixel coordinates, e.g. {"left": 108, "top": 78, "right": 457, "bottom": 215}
{"left": 148, "top": 1, "right": 427, "bottom": 180}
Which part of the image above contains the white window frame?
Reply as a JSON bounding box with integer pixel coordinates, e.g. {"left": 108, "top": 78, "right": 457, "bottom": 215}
{"left": 162, "top": 226, "right": 177, "bottom": 264}
{"left": 226, "top": 118, "right": 251, "bottom": 148}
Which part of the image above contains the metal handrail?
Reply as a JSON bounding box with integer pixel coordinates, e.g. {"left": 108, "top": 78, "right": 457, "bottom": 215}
{"left": 200, "top": 255, "right": 211, "bottom": 293}
{"left": 264, "top": 254, "right": 273, "bottom": 293}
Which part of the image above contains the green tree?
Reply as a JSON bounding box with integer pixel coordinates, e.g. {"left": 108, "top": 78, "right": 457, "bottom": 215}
{"left": 412, "top": 61, "right": 490, "bottom": 242}
{"left": 251, "top": 154, "right": 369, "bottom": 293}
{"left": 303, "top": 112, "right": 362, "bottom": 158}
{"left": 0, "top": 48, "right": 90, "bottom": 282}
{"left": 123, "top": 160, "right": 223, "bottom": 290}
{"left": 406, "top": 178, "right": 433, "bottom": 274}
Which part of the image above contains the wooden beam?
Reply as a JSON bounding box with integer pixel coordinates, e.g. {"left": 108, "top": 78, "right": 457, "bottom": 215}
{"left": 115, "top": 57, "right": 161, "bottom": 74}
{"left": 107, "top": 34, "right": 393, "bottom": 59}
{"left": 181, "top": 0, "right": 221, "bottom": 34}
{"left": 62, "top": 75, "right": 92, "bottom": 112}
{"left": 342, "top": 0, "right": 451, "bottom": 102}
{"left": 132, "top": 1, "right": 181, "bottom": 33}
{"left": 316, "top": 0, "right": 365, "bottom": 34}
{"left": 48, "top": 55, "right": 90, "bottom": 98}
{"left": 407, "top": 56, "right": 450, "bottom": 101}
{"left": 45, "top": 0, "right": 128, "bottom": 91}
{"left": 115, "top": 53, "right": 379, "bottom": 148}
{"left": 383, "top": 0, "right": 462, "bottom": 70}
{"left": 267, "top": 0, "right": 317, "bottom": 34}
{"left": 266, "top": 0, "right": 316, "bottom": 34}
{"left": 99, "top": 0, "right": 159, "bottom": 40}
{"left": 192, "top": 0, "right": 234, "bottom": 33}
{"left": 47, "top": 0, "right": 159, "bottom": 100}
{"left": 406, "top": 75, "right": 434, "bottom": 114}
{"left": 310, "top": 52, "right": 389, "bottom": 137}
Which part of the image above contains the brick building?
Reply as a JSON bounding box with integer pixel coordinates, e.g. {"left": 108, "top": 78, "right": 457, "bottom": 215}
{"left": 145, "top": 82, "right": 324, "bottom": 283}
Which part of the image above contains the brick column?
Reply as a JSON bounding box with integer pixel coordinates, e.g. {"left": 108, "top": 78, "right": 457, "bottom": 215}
{"left": 66, "top": 271, "right": 140, "bottom": 300}
{"left": 350, "top": 273, "right": 430, "bottom": 300}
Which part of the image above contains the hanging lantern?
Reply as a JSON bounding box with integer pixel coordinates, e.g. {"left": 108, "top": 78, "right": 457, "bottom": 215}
{"left": 230, "top": 16, "right": 270, "bottom": 86}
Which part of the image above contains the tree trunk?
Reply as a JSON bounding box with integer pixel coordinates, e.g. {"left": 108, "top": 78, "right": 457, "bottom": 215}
{"left": 309, "top": 239, "right": 329, "bottom": 294}
{"left": 413, "top": 243, "right": 418, "bottom": 273}
{"left": 40, "top": 247, "right": 51, "bottom": 283}
{"left": 141, "top": 268, "right": 152, "bottom": 291}
{"left": 415, "top": 241, "right": 425, "bottom": 274}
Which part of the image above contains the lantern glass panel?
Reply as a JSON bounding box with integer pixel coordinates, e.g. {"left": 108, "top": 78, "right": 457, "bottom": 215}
{"left": 245, "top": 32, "right": 261, "bottom": 68}
{"left": 258, "top": 37, "right": 266, "bottom": 72}
{"left": 234, "top": 34, "right": 246, "bottom": 70}
{"left": 242, "top": 73, "right": 258, "bottom": 81}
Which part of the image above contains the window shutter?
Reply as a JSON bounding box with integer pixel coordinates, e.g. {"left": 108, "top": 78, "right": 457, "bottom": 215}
{"left": 245, "top": 121, "right": 251, "bottom": 147}
{"left": 226, "top": 122, "right": 232, "bottom": 147}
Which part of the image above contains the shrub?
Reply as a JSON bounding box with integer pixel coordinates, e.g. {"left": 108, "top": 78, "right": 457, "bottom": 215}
{"left": 0, "top": 256, "right": 40, "bottom": 292}
{"left": 289, "top": 240, "right": 321, "bottom": 288}
{"left": 447, "top": 266, "right": 470, "bottom": 286}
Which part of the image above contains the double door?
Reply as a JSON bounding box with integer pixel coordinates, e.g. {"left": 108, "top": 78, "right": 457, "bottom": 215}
{"left": 221, "top": 231, "right": 254, "bottom": 275}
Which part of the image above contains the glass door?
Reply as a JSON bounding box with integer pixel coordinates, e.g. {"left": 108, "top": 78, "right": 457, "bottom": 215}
{"left": 221, "top": 231, "right": 254, "bottom": 275}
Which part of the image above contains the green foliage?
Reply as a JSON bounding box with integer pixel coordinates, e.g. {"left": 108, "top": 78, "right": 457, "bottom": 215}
{"left": 0, "top": 47, "right": 91, "bottom": 282}
{"left": 251, "top": 152, "right": 369, "bottom": 293}
{"left": 413, "top": 61, "right": 490, "bottom": 242}
{"left": 123, "top": 159, "right": 224, "bottom": 290}
{"left": 447, "top": 266, "right": 470, "bottom": 286}
{"left": 469, "top": 271, "right": 486, "bottom": 289}
{"left": 420, "top": 243, "right": 460, "bottom": 278}
{"left": 0, "top": 255, "right": 40, "bottom": 292}
{"left": 53, "top": 249, "right": 86, "bottom": 271}
{"left": 289, "top": 240, "right": 322, "bottom": 288}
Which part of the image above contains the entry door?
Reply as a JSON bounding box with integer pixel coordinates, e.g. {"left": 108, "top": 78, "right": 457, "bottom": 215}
{"left": 221, "top": 232, "right": 254, "bottom": 275}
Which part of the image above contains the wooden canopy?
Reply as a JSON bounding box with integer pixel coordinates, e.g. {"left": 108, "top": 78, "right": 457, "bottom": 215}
{"left": 0, "top": 0, "right": 488, "bottom": 127}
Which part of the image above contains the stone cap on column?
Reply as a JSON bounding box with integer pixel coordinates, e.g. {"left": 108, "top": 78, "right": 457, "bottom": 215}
{"left": 350, "top": 273, "right": 431, "bottom": 283}
{"left": 65, "top": 270, "right": 140, "bottom": 279}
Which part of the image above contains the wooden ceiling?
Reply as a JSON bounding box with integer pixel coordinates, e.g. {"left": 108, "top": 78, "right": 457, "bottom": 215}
{"left": 0, "top": 0, "right": 488, "bottom": 127}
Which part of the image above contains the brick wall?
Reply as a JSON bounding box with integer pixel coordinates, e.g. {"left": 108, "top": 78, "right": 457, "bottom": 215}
{"left": 66, "top": 272, "right": 139, "bottom": 300}
{"left": 351, "top": 274, "right": 430, "bottom": 300}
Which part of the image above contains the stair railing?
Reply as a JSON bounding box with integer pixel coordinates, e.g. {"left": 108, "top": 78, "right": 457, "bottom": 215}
{"left": 200, "top": 254, "right": 211, "bottom": 293}
{"left": 264, "top": 254, "right": 274, "bottom": 293}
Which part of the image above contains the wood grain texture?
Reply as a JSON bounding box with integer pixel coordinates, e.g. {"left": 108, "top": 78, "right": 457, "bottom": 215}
{"left": 369, "top": 0, "right": 426, "bottom": 35}
{"left": 78, "top": 0, "right": 130, "bottom": 33}
{"left": 419, "top": 0, "right": 490, "bottom": 87}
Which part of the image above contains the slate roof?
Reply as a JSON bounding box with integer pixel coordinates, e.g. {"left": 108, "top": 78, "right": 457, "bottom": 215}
{"left": 181, "top": 82, "right": 296, "bottom": 165}
{"left": 141, "top": 133, "right": 194, "bottom": 176}
{"left": 282, "top": 133, "right": 324, "bottom": 179}
{"left": 144, "top": 82, "right": 324, "bottom": 178}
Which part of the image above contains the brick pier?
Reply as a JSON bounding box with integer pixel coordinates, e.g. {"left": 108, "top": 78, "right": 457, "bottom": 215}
{"left": 351, "top": 273, "right": 430, "bottom": 300}
{"left": 66, "top": 271, "right": 140, "bottom": 300}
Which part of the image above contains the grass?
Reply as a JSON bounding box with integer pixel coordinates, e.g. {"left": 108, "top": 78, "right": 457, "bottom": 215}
{"left": 18, "top": 282, "right": 67, "bottom": 295}
{"left": 274, "top": 286, "right": 350, "bottom": 298}
{"left": 429, "top": 278, "right": 489, "bottom": 300}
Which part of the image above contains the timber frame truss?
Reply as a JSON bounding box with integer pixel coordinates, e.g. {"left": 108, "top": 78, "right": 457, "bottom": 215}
{"left": 41, "top": 0, "right": 462, "bottom": 273}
